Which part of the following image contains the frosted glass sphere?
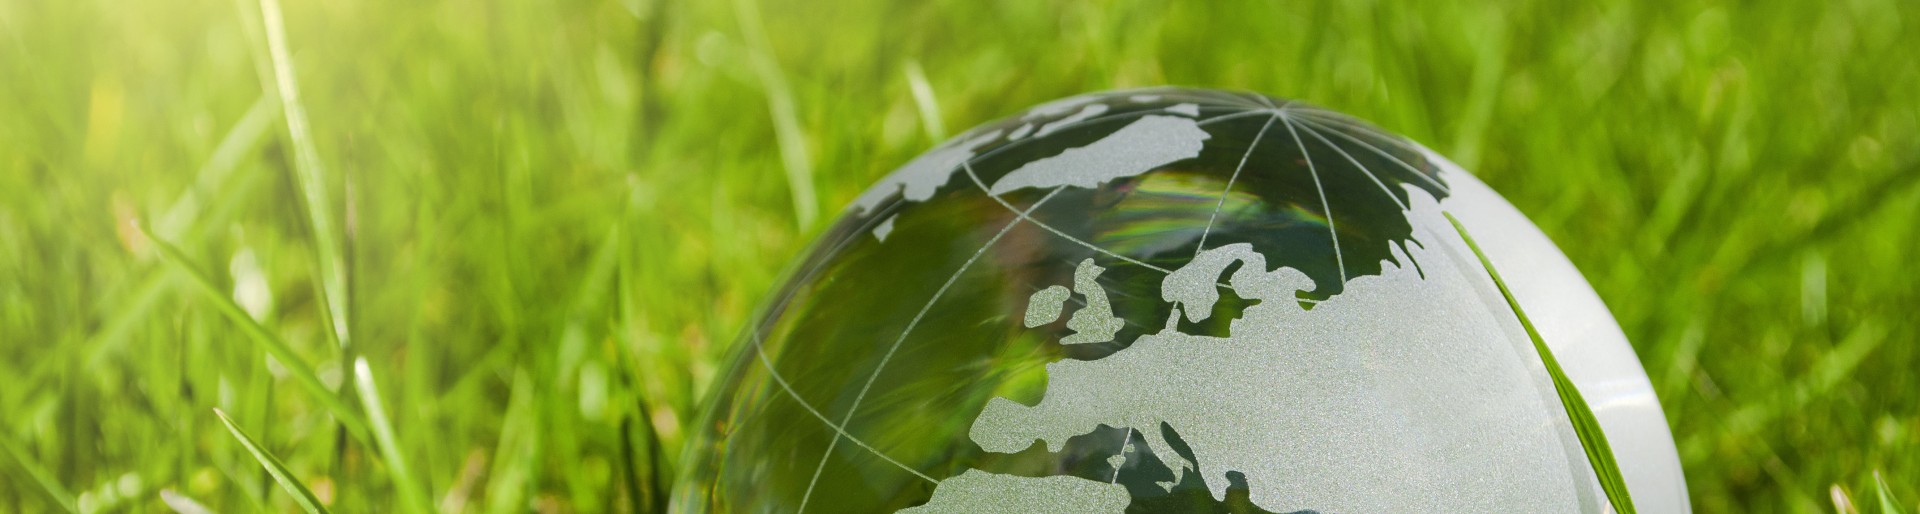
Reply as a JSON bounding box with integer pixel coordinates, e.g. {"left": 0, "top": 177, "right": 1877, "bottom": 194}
{"left": 674, "top": 88, "right": 1688, "bottom": 513}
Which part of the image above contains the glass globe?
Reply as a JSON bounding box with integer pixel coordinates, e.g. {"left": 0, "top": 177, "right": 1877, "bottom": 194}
{"left": 673, "top": 88, "right": 1687, "bottom": 513}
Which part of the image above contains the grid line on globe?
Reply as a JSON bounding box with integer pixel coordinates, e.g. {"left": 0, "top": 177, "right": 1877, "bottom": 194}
{"left": 676, "top": 88, "right": 1688, "bottom": 514}
{"left": 796, "top": 100, "right": 1289, "bottom": 511}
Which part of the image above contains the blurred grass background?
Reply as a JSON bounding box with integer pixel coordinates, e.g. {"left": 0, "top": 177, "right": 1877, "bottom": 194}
{"left": 1, "top": 0, "right": 1916, "bottom": 511}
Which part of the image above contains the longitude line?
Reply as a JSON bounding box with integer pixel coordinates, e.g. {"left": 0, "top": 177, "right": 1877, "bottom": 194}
{"left": 1295, "top": 118, "right": 1409, "bottom": 211}
{"left": 961, "top": 164, "right": 1259, "bottom": 297}
{"left": 1195, "top": 114, "right": 1279, "bottom": 256}
{"left": 751, "top": 333, "right": 937, "bottom": 482}
{"left": 1289, "top": 112, "right": 1452, "bottom": 194}
{"left": 795, "top": 186, "right": 1069, "bottom": 513}
{"left": 1282, "top": 108, "right": 1420, "bottom": 150}
{"left": 739, "top": 203, "right": 949, "bottom": 486}
{"left": 1109, "top": 427, "right": 1135, "bottom": 484}
{"left": 1286, "top": 109, "right": 1412, "bottom": 149}
{"left": 963, "top": 164, "right": 1171, "bottom": 274}
{"left": 1288, "top": 110, "right": 1420, "bottom": 155}
{"left": 1280, "top": 112, "right": 1347, "bottom": 283}
{"left": 1194, "top": 109, "right": 1272, "bottom": 127}
{"left": 775, "top": 100, "right": 1333, "bottom": 509}
{"left": 1247, "top": 93, "right": 1280, "bottom": 109}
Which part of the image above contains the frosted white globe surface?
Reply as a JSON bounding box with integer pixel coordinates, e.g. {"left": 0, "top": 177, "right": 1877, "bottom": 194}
{"left": 675, "top": 88, "right": 1689, "bottom": 513}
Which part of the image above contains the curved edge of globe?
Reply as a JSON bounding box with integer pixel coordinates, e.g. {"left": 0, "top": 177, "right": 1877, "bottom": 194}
{"left": 1431, "top": 161, "right": 1692, "bottom": 514}
{"left": 1448, "top": 210, "right": 1636, "bottom": 514}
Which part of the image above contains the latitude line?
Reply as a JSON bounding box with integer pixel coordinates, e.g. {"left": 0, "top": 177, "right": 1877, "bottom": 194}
{"left": 1285, "top": 108, "right": 1420, "bottom": 155}
{"left": 1246, "top": 92, "right": 1280, "bottom": 109}
{"left": 1280, "top": 112, "right": 1348, "bottom": 284}
{"left": 963, "top": 104, "right": 1264, "bottom": 175}
{"left": 1289, "top": 106, "right": 1399, "bottom": 128}
{"left": 1287, "top": 109, "right": 1418, "bottom": 155}
{"left": 1288, "top": 111, "right": 1452, "bottom": 194}
{"left": 1186, "top": 89, "right": 1274, "bottom": 110}
{"left": 962, "top": 163, "right": 1173, "bottom": 274}
{"left": 795, "top": 186, "right": 1070, "bottom": 513}
{"left": 959, "top": 163, "right": 1260, "bottom": 297}
{"left": 773, "top": 98, "right": 1334, "bottom": 508}
{"left": 1195, "top": 113, "right": 1279, "bottom": 256}
{"left": 750, "top": 331, "right": 938, "bottom": 483}
{"left": 1293, "top": 116, "right": 1410, "bottom": 212}
{"left": 737, "top": 201, "right": 949, "bottom": 485}
{"left": 1194, "top": 109, "right": 1273, "bottom": 127}
{"left": 1284, "top": 111, "right": 1407, "bottom": 151}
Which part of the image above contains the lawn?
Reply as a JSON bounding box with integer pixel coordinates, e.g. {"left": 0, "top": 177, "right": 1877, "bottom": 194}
{"left": 0, "top": 0, "right": 1915, "bottom": 511}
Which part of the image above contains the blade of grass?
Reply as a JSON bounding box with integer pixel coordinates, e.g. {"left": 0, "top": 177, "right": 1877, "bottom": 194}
{"left": 614, "top": 198, "right": 673, "bottom": 513}
{"left": 903, "top": 60, "right": 946, "bottom": 143}
{"left": 1835, "top": 483, "right": 1862, "bottom": 514}
{"left": 734, "top": 0, "right": 818, "bottom": 229}
{"left": 612, "top": 319, "right": 670, "bottom": 513}
{"left": 1873, "top": 470, "right": 1910, "bottom": 514}
{"left": 213, "top": 408, "right": 330, "bottom": 514}
{"left": 0, "top": 431, "right": 78, "bottom": 513}
{"left": 254, "top": 0, "right": 348, "bottom": 352}
{"left": 44, "top": 89, "right": 274, "bottom": 383}
{"left": 484, "top": 370, "right": 537, "bottom": 514}
{"left": 209, "top": 451, "right": 274, "bottom": 512}
{"left": 159, "top": 489, "right": 217, "bottom": 514}
{"left": 613, "top": 294, "right": 669, "bottom": 513}
{"left": 255, "top": 0, "right": 348, "bottom": 352}
{"left": 1446, "top": 212, "right": 1636, "bottom": 514}
{"left": 155, "top": 95, "right": 278, "bottom": 240}
{"left": 250, "top": 0, "right": 368, "bottom": 494}
{"left": 1446, "top": 8, "right": 1507, "bottom": 170}
{"left": 140, "top": 225, "right": 372, "bottom": 445}
{"left": 254, "top": 371, "right": 278, "bottom": 506}
{"left": 352, "top": 358, "right": 435, "bottom": 514}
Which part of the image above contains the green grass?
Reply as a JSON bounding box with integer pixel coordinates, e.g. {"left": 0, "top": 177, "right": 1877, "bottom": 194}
{"left": 1449, "top": 212, "right": 1634, "bottom": 514}
{"left": 0, "top": 0, "right": 1915, "bottom": 512}
{"left": 213, "top": 408, "right": 329, "bottom": 514}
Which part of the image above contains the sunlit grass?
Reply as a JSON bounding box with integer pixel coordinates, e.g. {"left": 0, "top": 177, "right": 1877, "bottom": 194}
{"left": 0, "top": 0, "right": 1914, "bottom": 512}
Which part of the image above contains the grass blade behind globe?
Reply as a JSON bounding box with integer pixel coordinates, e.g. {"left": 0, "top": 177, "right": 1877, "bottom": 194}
{"left": 616, "top": 216, "right": 673, "bottom": 513}
{"left": 353, "top": 358, "right": 436, "bottom": 514}
{"left": 214, "top": 408, "right": 331, "bottom": 514}
{"left": 734, "top": 0, "right": 818, "bottom": 229}
{"left": 140, "top": 226, "right": 373, "bottom": 445}
{"left": 1445, "top": 213, "right": 1636, "bottom": 514}
{"left": 904, "top": 60, "right": 947, "bottom": 142}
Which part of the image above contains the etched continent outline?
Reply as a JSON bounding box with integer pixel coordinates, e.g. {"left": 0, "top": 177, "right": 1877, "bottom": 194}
{"left": 934, "top": 189, "right": 1593, "bottom": 513}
